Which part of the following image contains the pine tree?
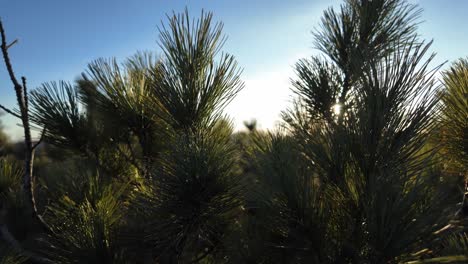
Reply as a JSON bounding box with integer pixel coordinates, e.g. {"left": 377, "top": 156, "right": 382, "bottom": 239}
{"left": 241, "top": 0, "right": 453, "bottom": 263}
{"left": 0, "top": 1, "right": 466, "bottom": 263}
{"left": 128, "top": 10, "right": 244, "bottom": 262}
{"left": 440, "top": 58, "right": 468, "bottom": 217}
{"left": 25, "top": 9, "right": 244, "bottom": 263}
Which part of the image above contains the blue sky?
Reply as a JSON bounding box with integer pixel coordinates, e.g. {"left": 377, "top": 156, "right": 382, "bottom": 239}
{"left": 0, "top": 0, "right": 467, "bottom": 140}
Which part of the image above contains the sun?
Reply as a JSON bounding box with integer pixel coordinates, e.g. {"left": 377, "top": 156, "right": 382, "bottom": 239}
{"left": 332, "top": 103, "right": 342, "bottom": 115}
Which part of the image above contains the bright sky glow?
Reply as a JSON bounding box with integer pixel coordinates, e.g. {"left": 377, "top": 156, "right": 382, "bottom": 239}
{"left": 1, "top": 0, "right": 467, "bottom": 140}
{"left": 332, "top": 104, "right": 342, "bottom": 116}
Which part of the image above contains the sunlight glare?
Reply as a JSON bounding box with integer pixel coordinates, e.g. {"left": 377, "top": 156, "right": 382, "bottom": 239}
{"left": 333, "top": 103, "right": 341, "bottom": 115}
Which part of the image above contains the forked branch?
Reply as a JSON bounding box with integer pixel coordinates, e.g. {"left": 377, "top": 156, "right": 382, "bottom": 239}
{"left": 0, "top": 17, "right": 52, "bottom": 240}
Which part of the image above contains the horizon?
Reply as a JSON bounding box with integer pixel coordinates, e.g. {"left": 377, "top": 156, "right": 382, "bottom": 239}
{"left": 1, "top": 0, "right": 467, "bottom": 141}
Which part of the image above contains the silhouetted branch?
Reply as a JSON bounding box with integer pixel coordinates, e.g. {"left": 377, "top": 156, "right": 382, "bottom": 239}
{"left": 6, "top": 38, "right": 17, "bottom": 49}
{"left": 32, "top": 126, "right": 46, "bottom": 150}
{"left": 22, "top": 76, "right": 29, "bottom": 111}
{"left": 0, "top": 103, "right": 20, "bottom": 118}
{"left": 0, "top": 20, "right": 22, "bottom": 93}
{"left": 0, "top": 18, "right": 52, "bottom": 235}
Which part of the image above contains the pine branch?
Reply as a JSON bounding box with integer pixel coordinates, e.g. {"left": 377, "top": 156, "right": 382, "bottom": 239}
{"left": 0, "top": 103, "right": 20, "bottom": 118}
{"left": 116, "top": 143, "right": 143, "bottom": 174}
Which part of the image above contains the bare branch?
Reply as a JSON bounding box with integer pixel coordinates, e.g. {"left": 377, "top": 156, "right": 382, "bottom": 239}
{"left": 0, "top": 19, "right": 23, "bottom": 93}
{"left": 22, "top": 76, "right": 29, "bottom": 110}
{"left": 1, "top": 18, "right": 53, "bottom": 235}
{"left": 32, "top": 126, "right": 46, "bottom": 150}
{"left": 6, "top": 38, "right": 18, "bottom": 49}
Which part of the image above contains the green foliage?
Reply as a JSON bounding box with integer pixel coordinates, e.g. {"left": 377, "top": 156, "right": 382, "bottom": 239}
{"left": 279, "top": 0, "right": 451, "bottom": 263}
{"left": 41, "top": 174, "right": 127, "bottom": 264}
{"left": 315, "top": 0, "right": 421, "bottom": 74}
{"left": 245, "top": 132, "right": 347, "bottom": 263}
{"left": 293, "top": 58, "right": 342, "bottom": 121}
{"left": 132, "top": 125, "right": 243, "bottom": 262}
{"left": 30, "top": 81, "right": 93, "bottom": 155}
{"left": 406, "top": 231, "right": 468, "bottom": 264}
{"left": 119, "top": 11, "right": 245, "bottom": 262}
{"left": 0, "top": 158, "right": 21, "bottom": 203}
{"left": 151, "top": 9, "right": 244, "bottom": 132}
{"left": 440, "top": 58, "right": 468, "bottom": 171}
{"left": 0, "top": 159, "right": 27, "bottom": 264}
{"left": 1, "top": 1, "right": 466, "bottom": 263}
{"left": 0, "top": 246, "right": 27, "bottom": 264}
{"left": 440, "top": 233, "right": 468, "bottom": 257}
{"left": 83, "top": 51, "right": 171, "bottom": 159}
